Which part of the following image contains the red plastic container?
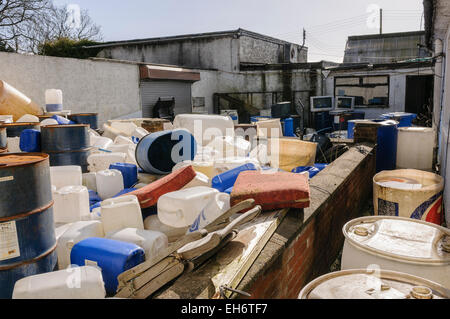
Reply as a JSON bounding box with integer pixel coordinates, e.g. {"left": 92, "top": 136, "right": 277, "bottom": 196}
{"left": 126, "top": 166, "right": 196, "bottom": 208}
{"left": 230, "top": 171, "right": 310, "bottom": 211}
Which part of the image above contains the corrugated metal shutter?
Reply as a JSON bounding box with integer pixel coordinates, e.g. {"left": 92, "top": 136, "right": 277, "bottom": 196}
{"left": 140, "top": 80, "right": 192, "bottom": 118}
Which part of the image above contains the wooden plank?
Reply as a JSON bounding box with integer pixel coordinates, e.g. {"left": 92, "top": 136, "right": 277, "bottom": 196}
{"left": 155, "top": 209, "right": 288, "bottom": 299}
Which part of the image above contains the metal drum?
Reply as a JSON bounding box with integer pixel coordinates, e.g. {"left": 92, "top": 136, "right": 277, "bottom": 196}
{"left": 41, "top": 124, "right": 91, "bottom": 173}
{"left": 68, "top": 113, "right": 99, "bottom": 130}
{"left": 299, "top": 269, "right": 450, "bottom": 299}
{"left": 0, "top": 153, "right": 57, "bottom": 299}
{"left": 0, "top": 122, "right": 40, "bottom": 138}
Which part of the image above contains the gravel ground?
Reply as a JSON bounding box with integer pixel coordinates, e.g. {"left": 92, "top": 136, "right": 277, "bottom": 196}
{"left": 329, "top": 198, "right": 374, "bottom": 272}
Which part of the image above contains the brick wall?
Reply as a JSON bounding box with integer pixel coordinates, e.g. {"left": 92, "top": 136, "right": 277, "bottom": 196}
{"left": 237, "top": 143, "right": 376, "bottom": 299}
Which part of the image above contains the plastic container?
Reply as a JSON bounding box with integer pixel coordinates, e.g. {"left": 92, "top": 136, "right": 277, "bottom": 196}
{"left": 158, "top": 186, "right": 220, "bottom": 228}
{"left": 292, "top": 164, "right": 328, "bottom": 179}
{"left": 342, "top": 216, "right": 450, "bottom": 289}
{"left": 50, "top": 166, "right": 82, "bottom": 190}
{"left": 144, "top": 215, "right": 188, "bottom": 243}
{"left": 19, "top": 129, "right": 41, "bottom": 152}
{"left": 100, "top": 195, "right": 144, "bottom": 235}
{"left": 0, "top": 115, "right": 13, "bottom": 123}
{"left": 12, "top": 266, "right": 105, "bottom": 299}
{"left": 206, "top": 136, "right": 251, "bottom": 158}
{"left": 88, "top": 152, "right": 127, "bottom": 172}
{"left": 396, "top": 127, "right": 435, "bottom": 171}
{"left": 347, "top": 119, "right": 371, "bottom": 139}
{"left": 53, "top": 186, "right": 91, "bottom": 224}
{"left": 231, "top": 170, "right": 310, "bottom": 211}
{"left": 135, "top": 129, "right": 197, "bottom": 174}
{"left": 373, "top": 169, "right": 444, "bottom": 225}
{"left": 17, "top": 114, "right": 39, "bottom": 123}
{"left": 132, "top": 127, "right": 149, "bottom": 139}
{"left": 213, "top": 157, "right": 260, "bottom": 175}
{"left": 7, "top": 137, "right": 21, "bottom": 153}
{"left": 127, "top": 166, "right": 197, "bottom": 209}
{"left": 173, "top": 160, "right": 216, "bottom": 179}
{"left": 51, "top": 115, "right": 75, "bottom": 125}
{"left": 182, "top": 171, "right": 211, "bottom": 189}
{"left": 106, "top": 144, "right": 131, "bottom": 154}
{"left": 173, "top": 114, "right": 235, "bottom": 146}
{"left": 108, "top": 163, "right": 138, "bottom": 189}
{"left": 82, "top": 172, "right": 97, "bottom": 191}
{"left": 110, "top": 121, "right": 138, "bottom": 136}
{"left": 298, "top": 269, "right": 450, "bottom": 299}
{"left": 282, "top": 118, "right": 296, "bottom": 137}
{"left": 40, "top": 118, "right": 59, "bottom": 126}
{"left": 256, "top": 119, "right": 283, "bottom": 138}
{"left": 56, "top": 221, "right": 105, "bottom": 270}
{"left": 187, "top": 192, "right": 230, "bottom": 233}
{"left": 96, "top": 169, "right": 124, "bottom": 200}
{"left": 70, "top": 238, "right": 145, "bottom": 295}
{"left": 380, "top": 112, "right": 417, "bottom": 127}
{"left": 106, "top": 228, "right": 168, "bottom": 262}
{"left": 90, "top": 135, "right": 113, "bottom": 149}
{"left": 267, "top": 138, "right": 317, "bottom": 172}
{"left": 0, "top": 80, "right": 43, "bottom": 121}
{"left": 211, "top": 163, "right": 257, "bottom": 192}
{"left": 45, "top": 89, "right": 63, "bottom": 112}
{"left": 114, "top": 135, "right": 134, "bottom": 145}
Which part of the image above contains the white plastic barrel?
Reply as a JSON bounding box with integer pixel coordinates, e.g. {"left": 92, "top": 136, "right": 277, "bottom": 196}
{"left": 56, "top": 221, "right": 105, "bottom": 270}
{"left": 96, "top": 169, "right": 124, "bottom": 200}
{"left": 106, "top": 228, "right": 168, "bottom": 262}
{"left": 100, "top": 195, "right": 144, "bottom": 235}
{"left": 342, "top": 216, "right": 450, "bottom": 289}
{"left": 173, "top": 114, "right": 235, "bottom": 146}
{"left": 87, "top": 152, "right": 127, "bottom": 172}
{"left": 298, "top": 269, "right": 450, "bottom": 299}
{"left": 50, "top": 166, "right": 82, "bottom": 190}
{"left": 12, "top": 266, "right": 106, "bottom": 299}
{"left": 157, "top": 186, "right": 220, "bottom": 228}
{"left": 53, "top": 186, "right": 91, "bottom": 224}
{"left": 397, "top": 127, "right": 435, "bottom": 171}
{"left": 373, "top": 169, "right": 444, "bottom": 225}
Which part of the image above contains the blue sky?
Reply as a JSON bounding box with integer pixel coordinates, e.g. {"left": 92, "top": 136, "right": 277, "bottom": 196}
{"left": 54, "top": 0, "right": 424, "bottom": 63}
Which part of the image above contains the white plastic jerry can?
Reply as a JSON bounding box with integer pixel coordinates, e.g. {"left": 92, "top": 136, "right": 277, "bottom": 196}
{"left": 106, "top": 228, "right": 168, "bottom": 262}
{"left": 157, "top": 186, "right": 219, "bottom": 228}
{"left": 56, "top": 220, "right": 105, "bottom": 270}
{"left": 100, "top": 195, "right": 144, "bottom": 235}
{"left": 187, "top": 192, "right": 230, "bottom": 233}
{"left": 53, "top": 185, "right": 91, "bottom": 224}
{"left": 96, "top": 169, "right": 124, "bottom": 200}
{"left": 50, "top": 166, "right": 83, "bottom": 190}
{"left": 12, "top": 266, "right": 106, "bottom": 299}
{"left": 82, "top": 172, "right": 97, "bottom": 192}
{"left": 87, "top": 152, "right": 127, "bottom": 172}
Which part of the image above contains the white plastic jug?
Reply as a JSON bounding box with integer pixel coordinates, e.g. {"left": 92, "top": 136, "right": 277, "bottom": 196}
{"left": 96, "top": 169, "right": 124, "bottom": 200}
{"left": 50, "top": 166, "right": 82, "bottom": 190}
{"left": 106, "top": 228, "right": 168, "bottom": 262}
{"left": 90, "top": 135, "right": 113, "bottom": 150}
{"left": 157, "top": 186, "right": 219, "bottom": 228}
{"left": 53, "top": 186, "right": 91, "bottom": 224}
{"left": 55, "top": 222, "right": 73, "bottom": 242}
{"left": 110, "top": 121, "right": 138, "bottom": 136}
{"left": 17, "top": 114, "right": 39, "bottom": 123}
{"left": 82, "top": 172, "right": 97, "bottom": 191}
{"left": 114, "top": 135, "right": 134, "bottom": 145}
{"left": 106, "top": 144, "right": 131, "bottom": 154}
{"left": 207, "top": 136, "right": 251, "bottom": 158}
{"left": 144, "top": 215, "right": 188, "bottom": 243}
{"left": 45, "top": 89, "right": 63, "bottom": 112}
{"left": 12, "top": 266, "right": 106, "bottom": 299}
{"left": 56, "top": 221, "right": 105, "bottom": 270}
{"left": 182, "top": 172, "right": 211, "bottom": 189}
{"left": 87, "top": 152, "right": 127, "bottom": 172}
{"left": 100, "top": 195, "right": 144, "bottom": 235}
{"left": 132, "top": 127, "right": 149, "bottom": 139}
{"left": 187, "top": 192, "right": 230, "bottom": 233}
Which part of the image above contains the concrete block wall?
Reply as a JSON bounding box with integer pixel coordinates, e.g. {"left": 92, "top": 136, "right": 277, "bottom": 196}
{"left": 236, "top": 144, "right": 376, "bottom": 299}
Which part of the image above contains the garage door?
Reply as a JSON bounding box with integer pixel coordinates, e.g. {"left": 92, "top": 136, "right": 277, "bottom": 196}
{"left": 140, "top": 80, "right": 193, "bottom": 118}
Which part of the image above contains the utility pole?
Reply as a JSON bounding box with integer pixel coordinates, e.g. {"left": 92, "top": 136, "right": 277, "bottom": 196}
{"left": 380, "top": 8, "right": 383, "bottom": 34}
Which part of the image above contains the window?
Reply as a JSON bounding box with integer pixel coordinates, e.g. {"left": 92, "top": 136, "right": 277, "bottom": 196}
{"left": 334, "top": 75, "right": 389, "bottom": 108}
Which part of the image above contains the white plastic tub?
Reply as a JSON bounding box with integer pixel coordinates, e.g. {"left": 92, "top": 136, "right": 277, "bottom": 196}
{"left": 50, "top": 166, "right": 82, "bottom": 190}
{"left": 342, "top": 216, "right": 450, "bottom": 289}
{"left": 100, "top": 195, "right": 144, "bottom": 235}
{"left": 56, "top": 221, "right": 105, "bottom": 270}
{"left": 106, "top": 228, "right": 168, "bottom": 262}
{"left": 12, "top": 266, "right": 106, "bottom": 299}
{"left": 53, "top": 186, "right": 91, "bottom": 224}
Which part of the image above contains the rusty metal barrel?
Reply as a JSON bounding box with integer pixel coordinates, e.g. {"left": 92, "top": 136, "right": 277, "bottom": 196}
{"left": 0, "top": 153, "right": 57, "bottom": 299}
{"left": 0, "top": 122, "right": 40, "bottom": 138}
{"left": 68, "top": 113, "right": 99, "bottom": 130}
{"left": 41, "top": 124, "right": 91, "bottom": 172}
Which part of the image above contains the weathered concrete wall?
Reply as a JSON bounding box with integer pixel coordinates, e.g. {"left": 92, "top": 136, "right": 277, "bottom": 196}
{"left": 0, "top": 52, "right": 141, "bottom": 125}
{"left": 98, "top": 37, "right": 241, "bottom": 73}
{"left": 324, "top": 67, "right": 433, "bottom": 119}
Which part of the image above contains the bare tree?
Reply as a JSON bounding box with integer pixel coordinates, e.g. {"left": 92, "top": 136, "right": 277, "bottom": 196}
{"left": 0, "top": 1, "right": 102, "bottom": 53}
